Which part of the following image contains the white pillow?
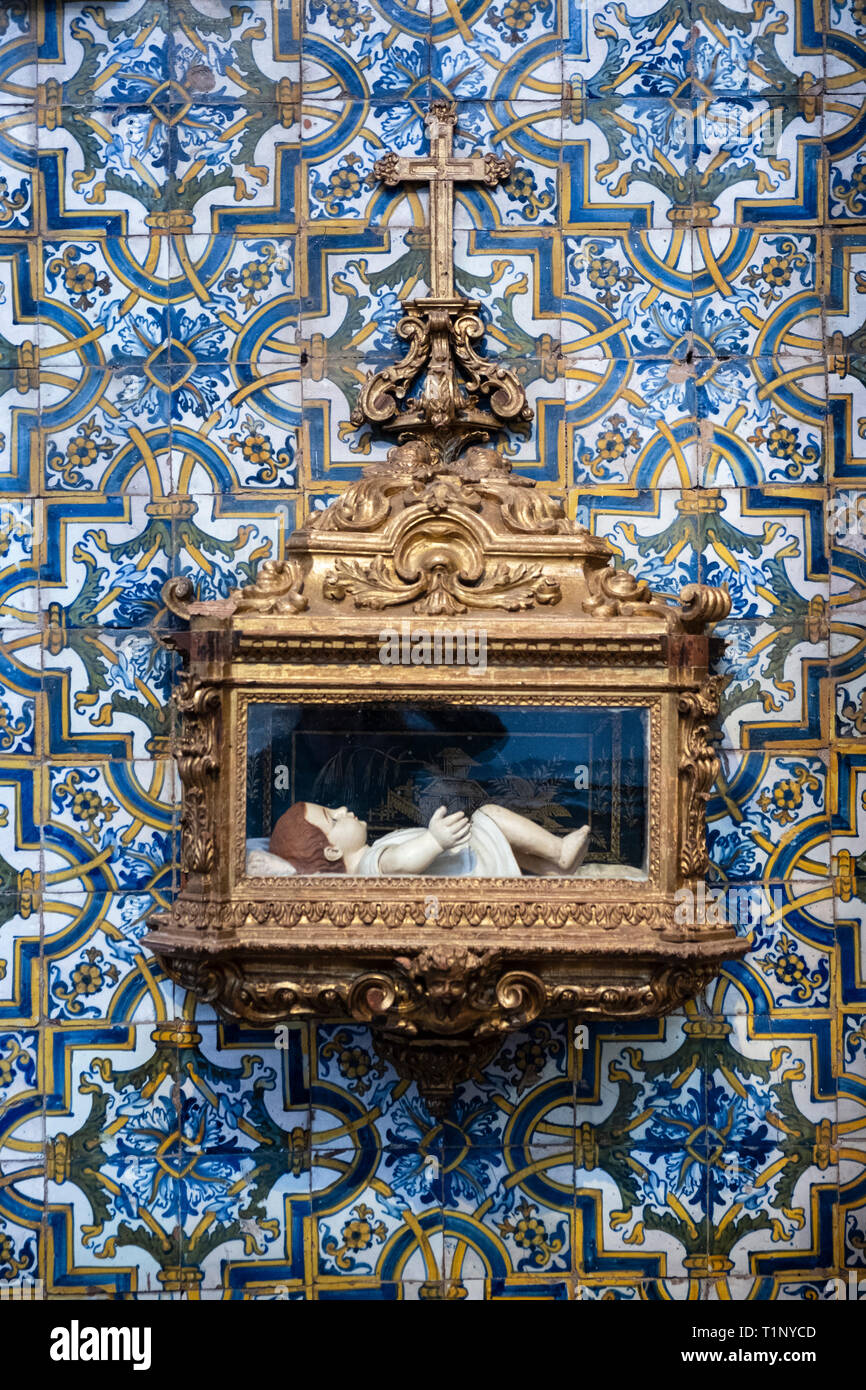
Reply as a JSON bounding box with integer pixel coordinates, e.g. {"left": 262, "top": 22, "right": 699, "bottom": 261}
{"left": 246, "top": 842, "right": 297, "bottom": 876}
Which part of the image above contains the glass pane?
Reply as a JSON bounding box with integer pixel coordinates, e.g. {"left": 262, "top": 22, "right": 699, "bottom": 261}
{"left": 245, "top": 702, "right": 648, "bottom": 879}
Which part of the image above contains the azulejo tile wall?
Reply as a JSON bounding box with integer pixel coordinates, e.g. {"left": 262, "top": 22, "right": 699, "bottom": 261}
{"left": 0, "top": 0, "right": 862, "bottom": 1301}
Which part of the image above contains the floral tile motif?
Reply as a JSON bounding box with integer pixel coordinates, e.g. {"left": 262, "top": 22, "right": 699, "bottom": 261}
{"left": 575, "top": 488, "right": 700, "bottom": 595}
{"left": 0, "top": 373, "right": 39, "bottom": 492}
{"left": 42, "top": 892, "right": 173, "bottom": 1024}
{"left": 697, "top": 97, "right": 823, "bottom": 227}
{"left": 701, "top": 488, "right": 829, "bottom": 617}
{"left": 562, "top": 227, "right": 693, "bottom": 358}
{"left": 302, "top": 4, "right": 427, "bottom": 100}
{"left": 691, "top": 231, "right": 821, "bottom": 360}
{"left": 690, "top": 0, "right": 823, "bottom": 97}
{"left": 563, "top": 98, "right": 695, "bottom": 230}
{"left": 303, "top": 101, "right": 429, "bottom": 228}
{"left": 311, "top": 1019, "right": 574, "bottom": 1156}
{"left": 568, "top": 0, "right": 821, "bottom": 99}
{"left": 0, "top": 769, "right": 41, "bottom": 883}
{"left": 442, "top": 1184, "right": 572, "bottom": 1282}
{"left": 695, "top": 879, "right": 835, "bottom": 1016}
{"left": 313, "top": 1168, "right": 445, "bottom": 1284}
{"left": 700, "top": 365, "right": 827, "bottom": 491}
{"left": 832, "top": 621, "right": 866, "bottom": 737}
{"left": 40, "top": 626, "right": 178, "bottom": 762}
{"left": 37, "top": 491, "right": 282, "bottom": 626}
{"left": 567, "top": 377, "right": 699, "bottom": 489}
{"left": 706, "top": 1025, "right": 838, "bottom": 1277}
{"left": 566, "top": 360, "right": 827, "bottom": 490}
{"left": 827, "top": 0, "right": 866, "bottom": 90}
{"left": 40, "top": 1018, "right": 309, "bottom": 1296}
{"left": 0, "top": 108, "right": 35, "bottom": 234}
{"left": 451, "top": 102, "right": 562, "bottom": 230}
{"left": 0, "top": 0, "right": 859, "bottom": 1299}
{"left": 47, "top": 1, "right": 282, "bottom": 109}
{"left": 842, "top": 1196, "right": 866, "bottom": 1271}
{"left": 829, "top": 121, "right": 866, "bottom": 222}
{"left": 37, "top": 371, "right": 175, "bottom": 493}
{"left": 39, "top": 236, "right": 172, "bottom": 369}
{"left": 0, "top": 1194, "right": 39, "bottom": 1293}
{"left": 42, "top": 760, "right": 178, "bottom": 899}
{"left": 165, "top": 233, "right": 297, "bottom": 368}
{"left": 838, "top": 1010, "right": 866, "bottom": 1132}
{"left": 710, "top": 751, "right": 829, "bottom": 882}
{"left": 0, "top": 3, "right": 37, "bottom": 107}
{"left": 0, "top": 893, "right": 40, "bottom": 1027}
{"left": 0, "top": 629, "right": 37, "bottom": 756}
{"left": 565, "top": 0, "right": 693, "bottom": 98}
{"left": 0, "top": 500, "right": 37, "bottom": 621}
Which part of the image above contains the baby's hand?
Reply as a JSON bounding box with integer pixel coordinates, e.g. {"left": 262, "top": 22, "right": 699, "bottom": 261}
{"left": 428, "top": 806, "right": 472, "bottom": 853}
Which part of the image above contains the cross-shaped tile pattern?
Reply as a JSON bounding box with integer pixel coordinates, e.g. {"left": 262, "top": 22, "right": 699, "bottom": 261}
{"left": 0, "top": 0, "right": 862, "bottom": 1301}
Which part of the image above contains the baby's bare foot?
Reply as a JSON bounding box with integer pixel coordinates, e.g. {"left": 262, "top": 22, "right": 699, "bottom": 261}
{"left": 559, "top": 825, "right": 590, "bottom": 872}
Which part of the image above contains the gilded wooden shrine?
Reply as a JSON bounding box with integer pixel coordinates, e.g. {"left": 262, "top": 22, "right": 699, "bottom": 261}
{"left": 146, "top": 104, "right": 744, "bottom": 1108}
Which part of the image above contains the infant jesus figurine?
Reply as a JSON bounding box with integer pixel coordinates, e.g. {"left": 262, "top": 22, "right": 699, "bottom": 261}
{"left": 249, "top": 801, "right": 590, "bottom": 878}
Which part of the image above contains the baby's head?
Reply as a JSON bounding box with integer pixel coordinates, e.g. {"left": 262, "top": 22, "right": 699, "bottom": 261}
{"left": 269, "top": 802, "right": 367, "bottom": 873}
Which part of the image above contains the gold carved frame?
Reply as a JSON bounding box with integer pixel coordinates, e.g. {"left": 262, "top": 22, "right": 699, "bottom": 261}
{"left": 231, "top": 690, "right": 663, "bottom": 893}
{"left": 146, "top": 510, "right": 746, "bottom": 1108}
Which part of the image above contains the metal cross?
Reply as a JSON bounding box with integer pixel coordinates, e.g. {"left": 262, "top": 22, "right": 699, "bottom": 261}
{"left": 372, "top": 102, "right": 513, "bottom": 299}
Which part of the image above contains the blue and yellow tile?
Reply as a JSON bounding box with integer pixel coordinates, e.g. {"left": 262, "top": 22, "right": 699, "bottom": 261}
{"left": 0, "top": 0, "right": 857, "bottom": 1298}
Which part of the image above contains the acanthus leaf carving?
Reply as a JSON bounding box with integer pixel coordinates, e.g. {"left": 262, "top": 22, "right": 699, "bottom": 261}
{"left": 311, "top": 440, "right": 573, "bottom": 537}
{"left": 323, "top": 554, "right": 426, "bottom": 611}
{"left": 678, "top": 675, "right": 726, "bottom": 878}
{"left": 176, "top": 678, "right": 221, "bottom": 876}
{"left": 582, "top": 564, "right": 671, "bottom": 621}
{"left": 231, "top": 559, "right": 307, "bottom": 614}
{"left": 158, "top": 951, "right": 723, "bottom": 1036}
{"left": 323, "top": 547, "right": 561, "bottom": 615}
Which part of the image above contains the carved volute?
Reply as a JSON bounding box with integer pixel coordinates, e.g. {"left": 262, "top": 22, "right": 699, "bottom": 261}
{"left": 212, "top": 441, "right": 730, "bottom": 633}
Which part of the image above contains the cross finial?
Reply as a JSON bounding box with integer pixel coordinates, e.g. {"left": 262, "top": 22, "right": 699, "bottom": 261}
{"left": 354, "top": 103, "right": 530, "bottom": 444}
{"left": 373, "top": 102, "right": 513, "bottom": 298}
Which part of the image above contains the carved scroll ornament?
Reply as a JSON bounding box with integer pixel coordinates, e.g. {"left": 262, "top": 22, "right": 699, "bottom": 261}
{"left": 157, "top": 948, "right": 721, "bottom": 1114}
{"left": 351, "top": 298, "right": 533, "bottom": 442}
{"left": 175, "top": 676, "right": 221, "bottom": 877}
{"left": 678, "top": 675, "right": 726, "bottom": 879}
{"left": 163, "top": 948, "right": 717, "bottom": 1035}
{"left": 351, "top": 103, "right": 530, "bottom": 449}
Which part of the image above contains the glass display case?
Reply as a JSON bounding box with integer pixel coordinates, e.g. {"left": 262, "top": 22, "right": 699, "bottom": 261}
{"left": 244, "top": 700, "right": 649, "bottom": 879}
